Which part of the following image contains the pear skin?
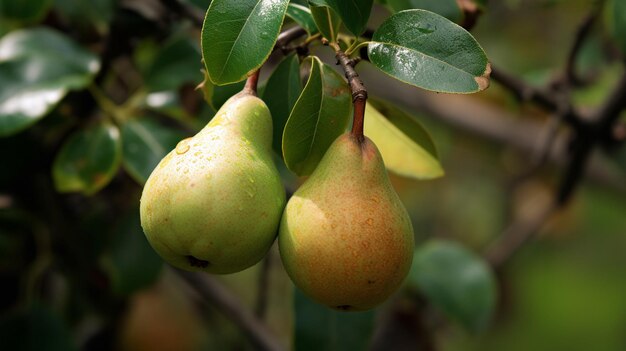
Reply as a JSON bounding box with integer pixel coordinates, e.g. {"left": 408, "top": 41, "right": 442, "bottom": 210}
{"left": 140, "top": 92, "right": 285, "bottom": 274}
{"left": 279, "top": 133, "right": 414, "bottom": 311}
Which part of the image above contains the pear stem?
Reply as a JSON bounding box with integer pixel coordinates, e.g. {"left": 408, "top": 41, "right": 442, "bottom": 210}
{"left": 327, "top": 41, "right": 368, "bottom": 143}
{"left": 243, "top": 70, "right": 260, "bottom": 96}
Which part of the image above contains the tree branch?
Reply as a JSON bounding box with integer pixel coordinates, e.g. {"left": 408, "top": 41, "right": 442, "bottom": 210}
{"left": 172, "top": 268, "right": 285, "bottom": 351}
{"left": 327, "top": 41, "right": 368, "bottom": 142}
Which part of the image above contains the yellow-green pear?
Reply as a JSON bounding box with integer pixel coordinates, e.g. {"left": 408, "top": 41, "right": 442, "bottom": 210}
{"left": 140, "top": 91, "right": 285, "bottom": 274}
{"left": 279, "top": 133, "right": 414, "bottom": 311}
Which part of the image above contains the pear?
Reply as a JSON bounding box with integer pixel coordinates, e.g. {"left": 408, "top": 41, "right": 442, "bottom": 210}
{"left": 140, "top": 91, "right": 285, "bottom": 274}
{"left": 279, "top": 133, "right": 414, "bottom": 311}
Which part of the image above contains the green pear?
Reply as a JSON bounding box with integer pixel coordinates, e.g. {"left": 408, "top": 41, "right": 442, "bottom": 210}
{"left": 279, "top": 133, "right": 415, "bottom": 311}
{"left": 140, "top": 92, "right": 285, "bottom": 274}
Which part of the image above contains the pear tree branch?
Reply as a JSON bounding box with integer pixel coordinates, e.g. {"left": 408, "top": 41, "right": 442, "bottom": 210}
{"left": 172, "top": 268, "right": 285, "bottom": 351}
{"left": 326, "top": 40, "right": 368, "bottom": 143}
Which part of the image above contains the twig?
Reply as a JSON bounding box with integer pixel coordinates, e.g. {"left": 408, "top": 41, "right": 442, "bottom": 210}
{"left": 326, "top": 41, "right": 368, "bottom": 142}
{"left": 557, "top": 72, "right": 626, "bottom": 204}
{"left": 490, "top": 66, "right": 585, "bottom": 131}
{"left": 485, "top": 201, "right": 560, "bottom": 268}
{"left": 564, "top": 2, "right": 604, "bottom": 86}
{"left": 255, "top": 254, "right": 272, "bottom": 319}
{"left": 172, "top": 268, "right": 285, "bottom": 351}
{"left": 275, "top": 26, "right": 308, "bottom": 53}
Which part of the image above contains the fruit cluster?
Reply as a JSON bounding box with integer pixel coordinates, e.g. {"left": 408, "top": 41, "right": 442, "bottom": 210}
{"left": 140, "top": 89, "right": 414, "bottom": 311}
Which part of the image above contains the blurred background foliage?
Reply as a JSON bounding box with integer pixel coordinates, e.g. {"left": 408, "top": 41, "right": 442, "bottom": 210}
{"left": 1, "top": 0, "right": 625, "bottom": 350}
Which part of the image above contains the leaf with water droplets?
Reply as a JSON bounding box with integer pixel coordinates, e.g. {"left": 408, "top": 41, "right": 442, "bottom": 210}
{"left": 364, "top": 99, "right": 443, "bottom": 180}
{"left": 201, "top": 0, "right": 290, "bottom": 85}
{"left": 368, "top": 9, "right": 490, "bottom": 93}
{"left": 282, "top": 56, "right": 351, "bottom": 176}
{"left": 52, "top": 121, "right": 122, "bottom": 196}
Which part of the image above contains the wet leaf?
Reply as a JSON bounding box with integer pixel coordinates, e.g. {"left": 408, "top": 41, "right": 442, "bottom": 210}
{"left": 294, "top": 288, "right": 375, "bottom": 351}
{"left": 409, "top": 240, "right": 497, "bottom": 332}
{"left": 386, "top": 0, "right": 461, "bottom": 22}
{"left": 286, "top": 3, "right": 318, "bottom": 35}
{"left": 309, "top": 4, "right": 341, "bottom": 43}
{"left": 261, "top": 53, "right": 302, "bottom": 155}
{"left": 201, "top": 0, "right": 289, "bottom": 85}
{"left": 121, "top": 118, "right": 187, "bottom": 185}
{"left": 52, "top": 121, "right": 122, "bottom": 195}
{"left": 367, "top": 10, "right": 490, "bottom": 93}
{"left": 364, "top": 99, "right": 443, "bottom": 179}
{"left": 282, "top": 56, "right": 351, "bottom": 176}
{"left": 0, "top": 27, "right": 100, "bottom": 137}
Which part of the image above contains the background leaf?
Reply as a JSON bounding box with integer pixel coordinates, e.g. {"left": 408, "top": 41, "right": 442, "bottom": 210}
{"left": 142, "top": 36, "right": 202, "bottom": 92}
{"left": 261, "top": 53, "right": 302, "bottom": 155}
{"left": 0, "top": 304, "right": 77, "bottom": 351}
{"left": 609, "top": 0, "right": 626, "bottom": 55}
{"left": 409, "top": 239, "right": 497, "bottom": 332}
{"left": 312, "top": 0, "right": 374, "bottom": 35}
{"left": 309, "top": 4, "right": 342, "bottom": 43}
{"left": 0, "top": 27, "right": 100, "bottom": 136}
{"left": 201, "top": 0, "right": 289, "bottom": 85}
{"left": 0, "top": 0, "right": 52, "bottom": 23}
{"left": 52, "top": 121, "right": 122, "bottom": 195}
{"left": 386, "top": 0, "right": 462, "bottom": 22}
{"left": 367, "top": 9, "right": 490, "bottom": 93}
{"left": 364, "top": 99, "right": 443, "bottom": 179}
{"left": 101, "top": 211, "right": 163, "bottom": 296}
{"left": 282, "top": 56, "right": 351, "bottom": 176}
{"left": 286, "top": 3, "right": 318, "bottom": 35}
{"left": 121, "top": 118, "right": 187, "bottom": 185}
{"left": 294, "top": 288, "right": 375, "bottom": 351}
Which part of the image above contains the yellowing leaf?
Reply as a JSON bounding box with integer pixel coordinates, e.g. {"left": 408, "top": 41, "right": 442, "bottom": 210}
{"left": 364, "top": 101, "right": 443, "bottom": 180}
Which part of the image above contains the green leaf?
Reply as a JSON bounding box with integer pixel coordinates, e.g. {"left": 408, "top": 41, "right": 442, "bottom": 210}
{"left": 286, "top": 3, "right": 318, "bottom": 35}
{"left": 0, "top": 27, "right": 100, "bottom": 137}
{"left": 52, "top": 0, "right": 116, "bottom": 33}
{"left": 367, "top": 10, "right": 490, "bottom": 93}
{"left": 52, "top": 121, "right": 122, "bottom": 196}
{"left": 0, "top": 305, "right": 77, "bottom": 351}
{"left": 121, "top": 118, "right": 187, "bottom": 185}
{"left": 282, "top": 56, "right": 351, "bottom": 176}
{"left": 198, "top": 70, "right": 246, "bottom": 111}
{"left": 143, "top": 36, "right": 202, "bottom": 92}
{"left": 295, "top": 288, "right": 375, "bottom": 351}
{"left": 309, "top": 4, "right": 342, "bottom": 42}
{"left": 102, "top": 211, "right": 163, "bottom": 296}
{"left": 364, "top": 99, "right": 443, "bottom": 179}
{"left": 261, "top": 53, "right": 302, "bottom": 155}
{"left": 0, "top": 0, "right": 52, "bottom": 22}
{"left": 311, "top": 0, "right": 373, "bottom": 35}
{"left": 609, "top": 0, "right": 626, "bottom": 55}
{"left": 201, "top": 0, "right": 290, "bottom": 85}
{"left": 409, "top": 239, "right": 497, "bottom": 332}
{"left": 386, "top": 0, "right": 461, "bottom": 22}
